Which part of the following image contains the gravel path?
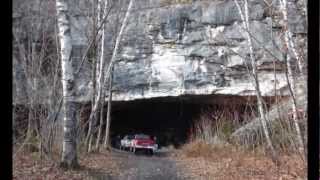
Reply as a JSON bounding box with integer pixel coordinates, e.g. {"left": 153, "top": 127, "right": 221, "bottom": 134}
{"left": 90, "top": 149, "right": 187, "bottom": 180}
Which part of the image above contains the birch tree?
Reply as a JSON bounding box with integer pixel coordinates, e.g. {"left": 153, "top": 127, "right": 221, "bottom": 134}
{"left": 85, "top": 0, "right": 110, "bottom": 152}
{"left": 56, "top": 0, "right": 78, "bottom": 168}
{"left": 85, "top": 0, "right": 98, "bottom": 153}
{"left": 279, "top": 0, "right": 305, "bottom": 77}
{"left": 279, "top": 0, "right": 306, "bottom": 159}
{"left": 234, "top": 0, "right": 278, "bottom": 163}
{"left": 95, "top": 0, "right": 109, "bottom": 150}
{"left": 103, "top": 0, "right": 134, "bottom": 148}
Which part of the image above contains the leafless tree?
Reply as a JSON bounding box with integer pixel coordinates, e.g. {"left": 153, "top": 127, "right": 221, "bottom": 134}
{"left": 278, "top": 0, "right": 306, "bottom": 160}
{"left": 234, "top": 0, "right": 278, "bottom": 163}
{"left": 83, "top": 0, "right": 115, "bottom": 152}
{"left": 103, "top": 0, "right": 134, "bottom": 148}
{"left": 95, "top": 0, "right": 109, "bottom": 150}
{"left": 56, "top": 0, "right": 78, "bottom": 168}
{"left": 13, "top": 0, "right": 62, "bottom": 160}
{"left": 85, "top": 0, "right": 98, "bottom": 153}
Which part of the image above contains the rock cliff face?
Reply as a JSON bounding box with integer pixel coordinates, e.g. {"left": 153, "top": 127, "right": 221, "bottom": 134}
{"left": 13, "top": 0, "right": 307, "bottom": 104}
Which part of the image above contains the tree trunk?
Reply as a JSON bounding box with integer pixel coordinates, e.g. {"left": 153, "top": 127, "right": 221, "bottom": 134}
{"left": 279, "top": 0, "right": 306, "bottom": 160}
{"left": 86, "top": 0, "right": 98, "bottom": 153}
{"left": 26, "top": 106, "right": 35, "bottom": 142}
{"left": 284, "top": 54, "right": 305, "bottom": 158}
{"left": 95, "top": 0, "right": 108, "bottom": 150}
{"left": 95, "top": 92, "right": 106, "bottom": 150}
{"left": 26, "top": 43, "right": 38, "bottom": 151}
{"left": 279, "top": 0, "right": 305, "bottom": 77}
{"left": 56, "top": 0, "right": 78, "bottom": 168}
{"left": 102, "top": 0, "right": 133, "bottom": 148}
{"left": 234, "top": 0, "right": 278, "bottom": 163}
{"left": 103, "top": 0, "right": 133, "bottom": 81}
{"left": 103, "top": 68, "right": 113, "bottom": 148}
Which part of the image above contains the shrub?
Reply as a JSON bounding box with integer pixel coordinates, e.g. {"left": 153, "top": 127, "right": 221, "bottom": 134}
{"left": 188, "top": 105, "right": 246, "bottom": 145}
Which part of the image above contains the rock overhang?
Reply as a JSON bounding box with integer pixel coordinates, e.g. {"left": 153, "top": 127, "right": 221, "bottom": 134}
{"left": 12, "top": 0, "right": 306, "bottom": 105}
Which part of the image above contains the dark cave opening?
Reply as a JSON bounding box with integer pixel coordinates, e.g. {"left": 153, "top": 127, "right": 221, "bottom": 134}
{"left": 13, "top": 95, "right": 277, "bottom": 149}
{"left": 108, "top": 95, "right": 272, "bottom": 149}
{"left": 110, "top": 98, "right": 204, "bottom": 148}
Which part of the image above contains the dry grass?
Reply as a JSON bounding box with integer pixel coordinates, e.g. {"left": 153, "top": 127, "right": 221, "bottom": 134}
{"left": 180, "top": 139, "right": 228, "bottom": 158}
{"left": 174, "top": 140, "right": 306, "bottom": 180}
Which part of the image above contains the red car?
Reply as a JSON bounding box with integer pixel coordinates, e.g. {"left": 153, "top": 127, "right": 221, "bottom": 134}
{"left": 130, "top": 134, "right": 158, "bottom": 155}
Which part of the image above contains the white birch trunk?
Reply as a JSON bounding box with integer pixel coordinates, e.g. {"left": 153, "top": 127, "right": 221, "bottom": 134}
{"left": 86, "top": 0, "right": 98, "bottom": 152}
{"left": 95, "top": 93, "right": 106, "bottom": 149}
{"left": 103, "top": 0, "right": 133, "bottom": 81}
{"left": 234, "top": 0, "right": 277, "bottom": 162}
{"left": 279, "top": 0, "right": 305, "bottom": 76}
{"left": 26, "top": 43, "right": 37, "bottom": 142}
{"left": 95, "top": 0, "right": 102, "bottom": 79}
{"left": 303, "top": 0, "right": 307, "bottom": 27}
{"left": 56, "top": 0, "right": 78, "bottom": 167}
{"left": 279, "top": 0, "right": 306, "bottom": 159}
{"left": 86, "top": 0, "right": 108, "bottom": 152}
{"left": 103, "top": 68, "right": 113, "bottom": 148}
{"left": 103, "top": 0, "right": 134, "bottom": 148}
{"left": 95, "top": 0, "right": 108, "bottom": 150}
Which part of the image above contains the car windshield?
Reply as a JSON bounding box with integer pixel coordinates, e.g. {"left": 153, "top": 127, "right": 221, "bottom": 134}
{"left": 123, "top": 135, "right": 133, "bottom": 139}
{"left": 135, "top": 134, "right": 150, "bottom": 139}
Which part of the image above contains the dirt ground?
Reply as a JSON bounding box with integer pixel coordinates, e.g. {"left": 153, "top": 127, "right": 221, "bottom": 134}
{"left": 13, "top": 148, "right": 186, "bottom": 180}
{"left": 172, "top": 144, "right": 307, "bottom": 180}
{"left": 13, "top": 146, "right": 306, "bottom": 180}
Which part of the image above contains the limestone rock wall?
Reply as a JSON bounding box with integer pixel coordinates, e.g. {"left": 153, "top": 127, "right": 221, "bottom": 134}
{"left": 105, "top": 0, "right": 306, "bottom": 101}
{"left": 12, "top": 0, "right": 307, "bottom": 104}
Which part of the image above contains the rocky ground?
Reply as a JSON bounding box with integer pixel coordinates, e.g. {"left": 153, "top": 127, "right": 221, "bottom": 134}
{"left": 13, "top": 146, "right": 306, "bottom": 180}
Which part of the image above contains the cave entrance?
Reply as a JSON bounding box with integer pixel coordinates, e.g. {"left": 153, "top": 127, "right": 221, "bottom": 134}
{"left": 110, "top": 97, "right": 204, "bottom": 148}
{"left": 109, "top": 94, "right": 269, "bottom": 149}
